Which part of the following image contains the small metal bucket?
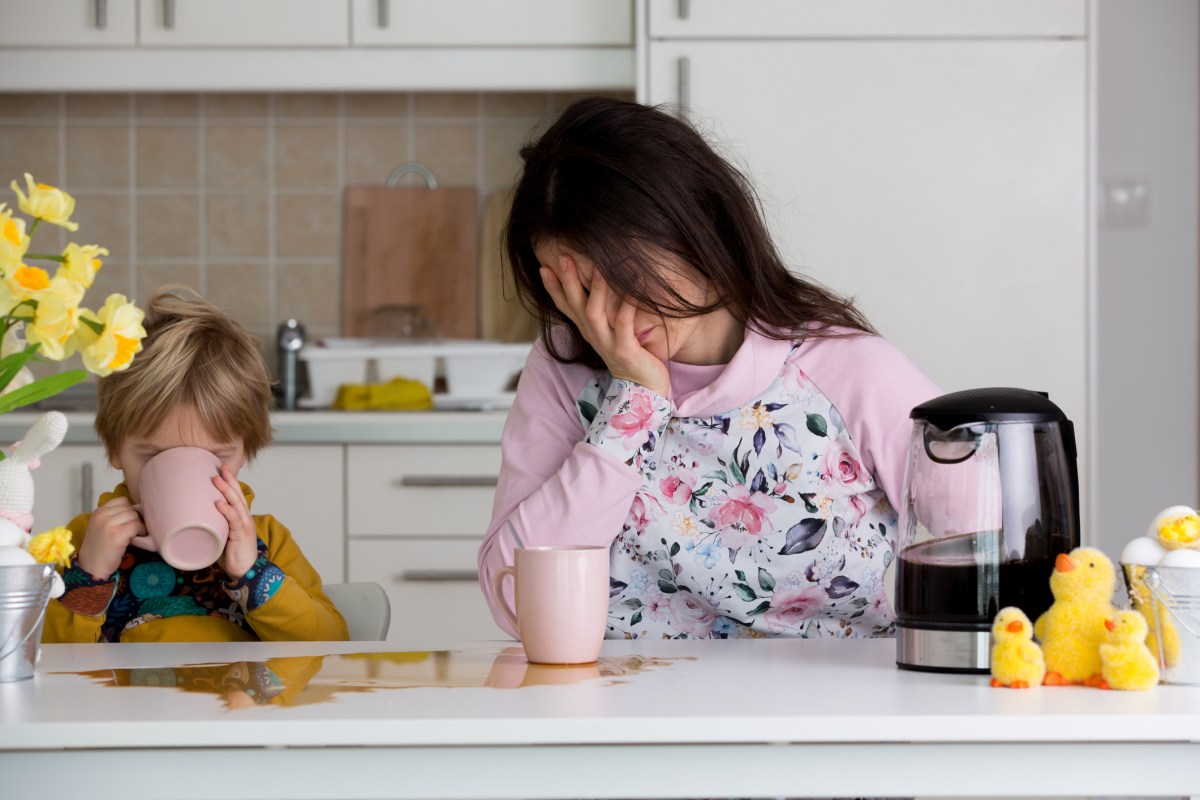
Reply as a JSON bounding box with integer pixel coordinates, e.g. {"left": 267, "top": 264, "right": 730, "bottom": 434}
{"left": 1123, "top": 562, "right": 1200, "bottom": 685}
{"left": 0, "top": 563, "right": 55, "bottom": 682}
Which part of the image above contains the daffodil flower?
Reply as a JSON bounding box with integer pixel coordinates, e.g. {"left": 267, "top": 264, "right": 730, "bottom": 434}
{"left": 26, "top": 276, "right": 85, "bottom": 361}
{"left": 59, "top": 243, "right": 107, "bottom": 288}
{"left": 5, "top": 263, "right": 51, "bottom": 302}
{"left": 10, "top": 173, "right": 77, "bottom": 231}
{"left": 0, "top": 204, "right": 30, "bottom": 274}
{"left": 0, "top": 173, "right": 144, "bottom": 414}
{"left": 78, "top": 293, "right": 146, "bottom": 376}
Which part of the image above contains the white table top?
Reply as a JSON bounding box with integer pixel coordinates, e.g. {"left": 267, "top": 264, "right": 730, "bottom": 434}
{"left": 4, "top": 637, "right": 1199, "bottom": 751}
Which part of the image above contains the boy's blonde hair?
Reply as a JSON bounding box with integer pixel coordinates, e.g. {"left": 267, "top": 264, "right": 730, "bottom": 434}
{"left": 95, "top": 287, "right": 274, "bottom": 460}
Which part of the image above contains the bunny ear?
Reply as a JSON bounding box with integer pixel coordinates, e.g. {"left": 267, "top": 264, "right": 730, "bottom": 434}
{"left": 9, "top": 411, "right": 68, "bottom": 465}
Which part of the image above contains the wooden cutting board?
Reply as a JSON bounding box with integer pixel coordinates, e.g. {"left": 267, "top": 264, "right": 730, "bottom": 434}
{"left": 342, "top": 185, "right": 479, "bottom": 339}
{"left": 478, "top": 189, "right": 538, "bottom": 343}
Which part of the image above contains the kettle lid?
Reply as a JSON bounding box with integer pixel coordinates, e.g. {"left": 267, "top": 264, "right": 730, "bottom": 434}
{"left": 911, "top": 387, "right": 1070, "bottom": 430}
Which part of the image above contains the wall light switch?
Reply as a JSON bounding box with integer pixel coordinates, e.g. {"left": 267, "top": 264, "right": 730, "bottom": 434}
{"left": 1100, "top": 177, "right": 1150, "bottom": 228}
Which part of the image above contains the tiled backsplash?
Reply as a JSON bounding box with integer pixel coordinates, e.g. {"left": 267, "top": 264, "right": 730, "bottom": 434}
{"left": 0, "top": 91, "right": 624, "bottom": 374}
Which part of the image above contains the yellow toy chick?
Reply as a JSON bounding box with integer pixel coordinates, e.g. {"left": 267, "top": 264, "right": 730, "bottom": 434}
{"left": 1034, "top": 546, "right": 1118, "bottom": 686}
{"left": 990, "top": 607, "right": 1045, "bottom": 689}
{"left": 1099, "top": 610, "right": 1160, "bottom": 691}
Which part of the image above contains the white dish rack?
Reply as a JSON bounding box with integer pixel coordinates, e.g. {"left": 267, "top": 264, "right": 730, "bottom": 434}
{"left": 299, "top": 339, "right": 532, "bottom": 408}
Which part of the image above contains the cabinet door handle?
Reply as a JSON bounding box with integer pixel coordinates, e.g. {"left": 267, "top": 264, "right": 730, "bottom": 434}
{"left": 396, "top": 476, "right": 498, "bottom": 488}
{"left": 81, "top": 462, "right": 93, "bottom": 514}
{"left": 677, "top": 0, "right": 690, "bottom": 20}
{"left": 396, "top": 570, "right": 478, "bottom": 583}
{"left": 94, "top": 0, "right": 107, "bottom": 30}
{"left": 162, "top": 0, "right": 175, "bottom": 30}
{"left": 377, "top": 0, "right": 389, "bottom": 28}
{"left": 678, "top": 56, "right": 691, "bottom": 114}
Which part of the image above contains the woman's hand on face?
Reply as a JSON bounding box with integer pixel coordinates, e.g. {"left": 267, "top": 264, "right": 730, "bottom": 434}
{"left": 541, "top": 254, "right": 671, "bottom": 398}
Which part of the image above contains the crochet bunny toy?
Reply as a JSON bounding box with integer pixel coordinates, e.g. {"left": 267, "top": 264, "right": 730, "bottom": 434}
{"left": 0, "top": 411, "right": 70, "bottom": 597}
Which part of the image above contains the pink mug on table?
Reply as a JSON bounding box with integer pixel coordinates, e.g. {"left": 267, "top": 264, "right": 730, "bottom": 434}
{"left": 490, "top": 545, "right": 609, "bottom": 665}
{"left": 130, "top": 446, "right": 229, "bottom": 571}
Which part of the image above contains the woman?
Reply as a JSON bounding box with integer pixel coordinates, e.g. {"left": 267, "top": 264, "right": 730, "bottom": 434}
{"left": 477, "top": 97, "right": 940, "bottom": 640}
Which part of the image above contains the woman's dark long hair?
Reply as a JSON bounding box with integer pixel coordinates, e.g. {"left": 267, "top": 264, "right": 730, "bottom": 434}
{"left": 506, "top": 97, "right": 875, "bottom": 369}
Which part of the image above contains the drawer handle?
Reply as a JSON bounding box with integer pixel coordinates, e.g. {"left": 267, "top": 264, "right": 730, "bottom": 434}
{"left": 397, "top": 570, "right": 479, "bottom": 583}
{"left": 397, "top": 476, "right": 498, "bottom": 488}
{"left": 162, "top": 0, "right": 175, "bottom": 30}
{"left": 94, "top": 0, "right": 107, "bottom": 30}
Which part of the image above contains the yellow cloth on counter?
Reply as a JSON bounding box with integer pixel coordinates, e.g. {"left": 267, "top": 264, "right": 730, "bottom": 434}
{"left": 331, "top": 377, "right": 433, "bottom": 411}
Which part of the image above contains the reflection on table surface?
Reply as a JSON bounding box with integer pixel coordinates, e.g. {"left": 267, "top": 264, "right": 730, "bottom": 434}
{"left": 64, "top": 646, "right": 687, "bottom": 710}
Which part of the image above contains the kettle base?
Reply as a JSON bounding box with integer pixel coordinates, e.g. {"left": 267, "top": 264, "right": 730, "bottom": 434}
{"left": 896, "top": 625, "right": 990, "bottom": 673}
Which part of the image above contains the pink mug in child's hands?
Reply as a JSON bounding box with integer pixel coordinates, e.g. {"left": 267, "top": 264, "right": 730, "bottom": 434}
{"left": 490, "top": 545, "right": 609, "bottom": 665}
{"left": 130, "top": 446, "right": 230, "bottom": 571}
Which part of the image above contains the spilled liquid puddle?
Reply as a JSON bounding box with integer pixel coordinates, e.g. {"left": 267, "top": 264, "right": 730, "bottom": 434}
{"left": 65, "top": 647, "right": 689, "bottom": 710}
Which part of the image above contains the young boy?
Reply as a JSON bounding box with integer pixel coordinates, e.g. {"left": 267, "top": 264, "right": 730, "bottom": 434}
{"left": 43, "top": 288, "right": 348, "bottom": 643}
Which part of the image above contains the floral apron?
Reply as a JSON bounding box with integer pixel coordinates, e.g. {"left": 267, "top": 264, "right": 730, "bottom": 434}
{"left": 582, "top": 347, "right": 897, "bottom": 640}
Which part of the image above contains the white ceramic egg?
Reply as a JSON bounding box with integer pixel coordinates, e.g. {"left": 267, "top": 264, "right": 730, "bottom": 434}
{"left": 0, "top": 545, "right": 36, "bottom": 566}
{"left": 1121, "top": 536, "right": 1169, "bottom": 566}
{"left": 1159, "top": 547, "right": 1200, "bottom": 569}
{"left": 0, "top": 518, "right": 28, "bottom": 548}
{"left": 1148, "top": 505, "right": 1199, "bottom": 540}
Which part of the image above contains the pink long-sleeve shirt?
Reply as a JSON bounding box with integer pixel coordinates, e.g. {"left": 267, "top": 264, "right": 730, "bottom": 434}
{"left": 478, "top": 326, "right": 941, "bottom": 640}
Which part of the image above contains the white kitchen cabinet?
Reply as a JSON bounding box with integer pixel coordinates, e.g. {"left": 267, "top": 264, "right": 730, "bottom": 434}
{"left": 641, "top": 1, "right": 1089, "bottom": 522}
{"left": 348, "top": 538, "right": 501, "bottom": 644}
{"left": 0, "top": 0, "right": 634, "bottom": 90}
{"left": 0, "top": 0, "right": 137, "bottom": 47}
{"left": 31, "top": 443, "right": 122, "bottom": 531}
{"left": 137, "top": 0, "right": 350, "bottom": 47}
{"left": 346, "top": 444, "right": 502, "bottom": 644}
{"left": 239, "top": 444, "right": 345, "bottom": 585}
{"left": 646, "top": 0, "right": 1084, "bottom": 39}
{"left": 351, "top": 0, "right": 632, "bottom": 47}
{"left": 347, "top": 444, "right": 500, "bottom": 538}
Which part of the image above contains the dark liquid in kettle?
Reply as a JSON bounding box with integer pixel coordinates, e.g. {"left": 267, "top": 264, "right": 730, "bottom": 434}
{"left": 896, "top": 532, "right": 1059, "bottom": 625}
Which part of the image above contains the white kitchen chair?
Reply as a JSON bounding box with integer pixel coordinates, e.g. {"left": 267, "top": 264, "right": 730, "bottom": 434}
{"left": 324, "top": 582, "right": 391, "bottom": 641}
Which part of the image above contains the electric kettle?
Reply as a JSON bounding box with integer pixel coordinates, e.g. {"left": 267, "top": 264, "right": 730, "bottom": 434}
{"left": 894, "top": 388, "right": 1079, "bottom": 673}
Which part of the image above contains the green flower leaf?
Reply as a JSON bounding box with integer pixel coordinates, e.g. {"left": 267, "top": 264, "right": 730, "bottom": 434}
{"left": 577, "top": 400, "right": 598, "bottom": 424}
{"left": 746, "top": 600, "right": 771, "bottom": 615}
{"left": 758, "top": 567, "right": 776, "bottom": 592}
{"left": 630, "top": 611, "right": 643, "bottom": 626}
{"left": 732, "top": 582, "right": 757, "bottom": 601}
{"left": 657, "top": 579, "right": 678, "bottom": 593}
{"left": 669, "top": 542, "right": 680, "bottom": 556}
{"left": 0, "top": 342, "right": 41, "bottom": 395}
{"left": 806, "top": 413, "right": 828, "bottom": 438}
{"left": 0, "top": 369, "right": 86, "bottom": 414}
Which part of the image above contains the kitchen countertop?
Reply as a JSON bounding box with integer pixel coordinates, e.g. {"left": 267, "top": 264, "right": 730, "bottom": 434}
{"left": 2, "top": 637, "right": 1198, "bottom": 799}
{"left": 0, "top": 410, "right": 509, "bottom": 445}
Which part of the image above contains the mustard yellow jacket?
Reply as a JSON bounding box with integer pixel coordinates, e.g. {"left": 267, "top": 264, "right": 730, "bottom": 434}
{"left": 43, "top": 483, "right": 348, "bottom": 643}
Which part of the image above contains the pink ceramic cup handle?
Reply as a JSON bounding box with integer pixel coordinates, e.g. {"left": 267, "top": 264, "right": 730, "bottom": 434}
{"left": 491, "top": 565, "right": 519, "bottom": 634}
{"left": 127, "top": 504, "right": 158, "bottom": 552}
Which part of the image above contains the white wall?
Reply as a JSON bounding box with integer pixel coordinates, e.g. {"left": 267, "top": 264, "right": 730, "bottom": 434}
{"left": 1095, "top": 0, "right": 1199, "bottom": 556}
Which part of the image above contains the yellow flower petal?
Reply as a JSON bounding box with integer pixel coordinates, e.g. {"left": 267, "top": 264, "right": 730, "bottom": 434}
{"left": 80, "top": 293, "right": 146, "bottom": 376}
{"left": 11, "top": 173, "right": 78, "bottom": 231}
{"left": 0, "top": 204, "right": 30, "bottom": 274}
{"left": 59, "top": 243, "right": 108, "bottom": 288}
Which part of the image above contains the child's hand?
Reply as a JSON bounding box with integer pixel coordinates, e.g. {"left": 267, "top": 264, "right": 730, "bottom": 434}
{"left": 213, "top": 464, "right": 258, "bottom": 579}
{"left": 76, "top": 496, "right": 146, "bottom": 581}
{"left": 541, "top": 254, "right": 671, "bottom": 398}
